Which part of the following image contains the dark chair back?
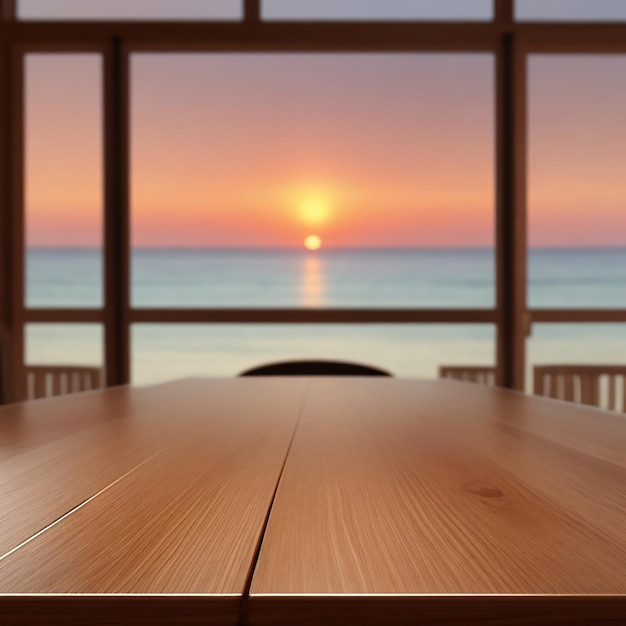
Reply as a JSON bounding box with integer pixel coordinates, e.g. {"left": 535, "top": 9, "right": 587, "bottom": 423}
{"left": 240, "top": 360, "right": 391, "bottom": 377}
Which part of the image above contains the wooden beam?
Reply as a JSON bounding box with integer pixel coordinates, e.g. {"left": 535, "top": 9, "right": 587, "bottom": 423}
{"left": 0, "top": 22, "right": 499, "bottom": 51}
{"left": 23, "top": 308, "right": 626, "bottom": 326}
{"left": 129, "top": 309, "right": 497, "bottom": 325}
{"left": 530, "top": 310, "right": 626, "bottom": 324}
{"left": 2, "top": 17, "right": 626, "bottom": 51}
{"left": 496, "top": 33, "right": 527, "bottom": 390}
{"left": 103, "top": 40, "right": 130, "bottom": 387}
{"left": 517, "top": 24, "right": 626, "bottom": 53}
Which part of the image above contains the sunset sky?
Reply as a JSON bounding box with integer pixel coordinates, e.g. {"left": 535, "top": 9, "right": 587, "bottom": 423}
{"left": 24, "top": 2, "right": 626, "bottom": 248}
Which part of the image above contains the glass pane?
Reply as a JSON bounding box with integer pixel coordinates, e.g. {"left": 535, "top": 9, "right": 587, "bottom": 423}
{"left": 528, "top": 56, "right": 626, "bottom": 309}
{"left": 517, "top": 1, "right": 626, "bottom": 21}
{"left": 132, "top": 324, "right": 495, "bottom": 384}
{"left": 263, "top": 0, "right": 492, "bottom": 21}
{"left": 132, "top": 54, "right": 495, "bottom": 309}
{"left": 25, "top": 324, "right": 104, "bottom": 397}
{"left": 26, "top": 55, "right": 103, "bottom": 308}
{"left": 528, "top": 324, "right": 626, "bottom": 411}
{"left": 19, "top": 0, "right": 241, "bottom": 20}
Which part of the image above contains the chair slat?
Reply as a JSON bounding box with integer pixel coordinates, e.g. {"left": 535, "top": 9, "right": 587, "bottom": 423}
{"left": 51, "top": 372, "right": 63, "bottom": 396}
{"left": 608, "top": 376, "right": 617, "bottom": 412}
{"left": 33, "top": 372, "right": 47, "bottom": 400}
{"left": 563, "top": 375, "right": 575, "bottom": 404}
{"left": 549, "top": 375, "right": 561, "bottom": 400}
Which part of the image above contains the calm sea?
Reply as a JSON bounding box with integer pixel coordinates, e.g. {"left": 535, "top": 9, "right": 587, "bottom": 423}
{"left": 25, "top": 248, "right": 626, "bottom": 386}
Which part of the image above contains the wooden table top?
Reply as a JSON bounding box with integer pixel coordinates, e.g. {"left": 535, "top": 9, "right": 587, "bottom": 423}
{"left": 0, "top": 378, "right": 305, "bottom": 624}
{"left": 1, "top": 378, "right": 625, "bottom": 625}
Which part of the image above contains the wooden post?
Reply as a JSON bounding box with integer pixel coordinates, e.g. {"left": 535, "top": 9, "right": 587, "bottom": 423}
{"left": 104, "top": 39, "right": 130, "bottom": 387}
{"left": 0, "top": 42, "right": 25, "bottom": 403}
{"left": 496, "top": 21, "right": 528, "bottom": 391}
{"left": 0, "top": 38, "right": 10, "bottom": 404}
{"left": 494, "top": 0, "right": 514, "bottom": 24}
{"left": 244, "top": 0, "right": 261, "bottom": 23}
{"left": 1, "top": 0, "right": 24, "bottom": 403}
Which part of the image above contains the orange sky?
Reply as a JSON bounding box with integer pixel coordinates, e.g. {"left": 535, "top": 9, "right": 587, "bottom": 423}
{"left": 25, "top": 52, "right": 626, "bottom": 248}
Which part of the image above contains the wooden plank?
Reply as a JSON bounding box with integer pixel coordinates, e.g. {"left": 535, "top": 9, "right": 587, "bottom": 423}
{"left": 0, "top": 380, "right": 223, "bottom": 558}
{"left": 0, "top": 378, "right": 306, "bottom": 625}
{"left": 250, "top": 379, "right": 626, "bottom": 625}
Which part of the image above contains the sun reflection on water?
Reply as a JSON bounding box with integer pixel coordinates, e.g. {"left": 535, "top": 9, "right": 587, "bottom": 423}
{"left": 300, "top": 255, "right": 325, "bottom": 307}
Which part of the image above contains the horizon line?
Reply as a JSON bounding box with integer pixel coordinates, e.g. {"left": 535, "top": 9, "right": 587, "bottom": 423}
{"left": 25, "top": 244, "right": 626, "bottom": 251}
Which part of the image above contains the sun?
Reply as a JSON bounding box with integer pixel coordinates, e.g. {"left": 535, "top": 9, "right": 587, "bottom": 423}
{"left": 304, "top": 235, "right": 322, "bottom": 251}
{"left": 300, "top": 199, "right": 329, "bottom": 225}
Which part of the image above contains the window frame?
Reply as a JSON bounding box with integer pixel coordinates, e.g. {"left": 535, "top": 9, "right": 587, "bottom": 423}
{"left": 1, "top": 0, "right": 625, "bottom": 401}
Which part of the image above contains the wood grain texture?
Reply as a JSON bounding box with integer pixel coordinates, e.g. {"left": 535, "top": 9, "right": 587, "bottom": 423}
{"left": 0, "top": 380, "right": 223, "bottom": 558}
{"left": 250, "top": 379, "right": 626, "bottom": 624}
{"left": 0, "top": 378, "right": 306, "bottom": 625}
{"left": 0, "top": 379, "right": 217, "bottom": 457}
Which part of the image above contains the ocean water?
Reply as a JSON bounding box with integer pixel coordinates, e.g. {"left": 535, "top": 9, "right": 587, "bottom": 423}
{"left": 24, "top": 248, "right": 626, "bottom": 386}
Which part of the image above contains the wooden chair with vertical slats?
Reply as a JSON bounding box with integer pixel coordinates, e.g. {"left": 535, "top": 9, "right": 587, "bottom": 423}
{"left": 439, "top": 366, "right": 496, "bottom": 386}
{"left": 25, "top": 366, "right": 102, "bottom": 400}
{"left": 533, "top": 365, "right": 626, "bottom": 413}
